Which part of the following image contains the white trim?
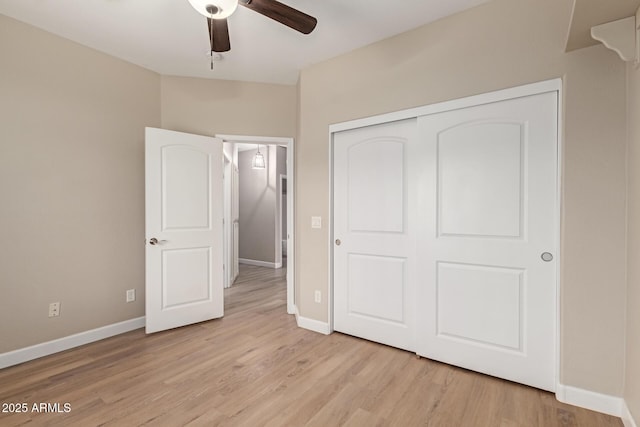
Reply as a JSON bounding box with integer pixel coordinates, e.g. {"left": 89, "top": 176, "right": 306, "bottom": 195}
{"left": 555, "top": 384, "right": 623, "bottom": 417}
{"left": 222, "top": 155, "right": 233, "bottom": 289}
{"left": 623, "top": 400, "right": 639, "bottom": 427}
{"left": 295, "top": 306, "right": 331, "bottom": 335}
{"left": 555, "top": 79, "right": 564, "bottom": 396}
{"left": 286, "top": 141, "right": 295, "bottom": 315}
{"left": 276, "top": 173, "right": 287, "bottom": 271}
{"left": 239, "top": 258, "right": 281, "bottom": 269}
{"left": 0, "top": 317, "right": 145, "bottom": 369}
{"left": 591, "top": 17, "right": 637, "bottom": 63}
{"left": 329, "top": 79, "right": 563, "bottom": 134}
{"left": 215, "top": 134, "right": 293, "bottom": 145}
{"left": 328, "top": 129, "right": 336, "bottom": 333}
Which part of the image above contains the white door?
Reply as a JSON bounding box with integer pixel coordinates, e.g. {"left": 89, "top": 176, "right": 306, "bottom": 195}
{"left": 145, "top": 127, "right": 224, "bottom": 334}
{"left": 333, "top": 119, "right": 418, "bottom": 352}
{"left": 416, "top": 92, "right": 558, "bottom": 391}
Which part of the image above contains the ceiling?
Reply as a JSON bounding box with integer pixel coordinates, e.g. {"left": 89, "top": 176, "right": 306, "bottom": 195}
{"left": 565, "top": 0, "right": 640, "bottom": 52}
{"left": 0, "top": 0, "right": 490, "bottom": 85}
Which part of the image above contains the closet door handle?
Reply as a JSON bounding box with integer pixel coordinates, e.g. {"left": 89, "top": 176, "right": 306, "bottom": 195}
{"left": 335, "top": 239, "right": 341, "bottom": 246}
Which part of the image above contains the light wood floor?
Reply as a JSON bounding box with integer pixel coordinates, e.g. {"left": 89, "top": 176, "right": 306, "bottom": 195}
{"left": 0, "top": 265, "right": 623, "bottom": 427}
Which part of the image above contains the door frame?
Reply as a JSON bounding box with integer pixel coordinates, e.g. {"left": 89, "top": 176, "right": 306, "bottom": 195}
{"left": 222, "top": 152, "right": 234, "bottom": 288}
{"left": 279, "top": 173, "right": 288, "bottom": 263}
{"left": 328, "top": 78, "right": 563, "bottom": 390}
{"left": 216, "top": 134, "right": 296, "bottom": 315}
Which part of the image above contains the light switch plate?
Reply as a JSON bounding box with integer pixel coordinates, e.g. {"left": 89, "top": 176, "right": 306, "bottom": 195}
{"left": 311, "top": 216, "right": 322, "bottom": 229}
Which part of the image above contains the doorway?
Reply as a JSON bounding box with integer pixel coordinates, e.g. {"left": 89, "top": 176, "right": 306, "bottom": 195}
{"left": 216, "top": 134, "right": 296, "bottom": 315}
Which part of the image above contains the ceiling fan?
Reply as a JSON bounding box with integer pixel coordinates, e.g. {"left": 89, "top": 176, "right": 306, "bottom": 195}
{"left": 188, "top": 0, "right": 317, "bottom": 53}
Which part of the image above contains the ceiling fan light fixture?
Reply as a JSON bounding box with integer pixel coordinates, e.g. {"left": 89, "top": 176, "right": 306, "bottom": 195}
{"left": 188, "top": 0, "right": 238, "bottom": 19}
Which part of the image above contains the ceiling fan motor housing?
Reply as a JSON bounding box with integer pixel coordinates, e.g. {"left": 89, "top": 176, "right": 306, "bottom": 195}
{"left": 205, "top": 5, "right": 220, "bottom": 14}
{"left": 193, "top": 0, "right": 318, "bottom": 56}
{"left": 188, "top": 0, "right": 238, "bottom": 19}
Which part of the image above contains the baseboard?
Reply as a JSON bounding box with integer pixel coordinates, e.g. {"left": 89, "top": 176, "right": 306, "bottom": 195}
{"left": 556, "top": 384, "right": 623, "bottom": 417}
{"left": 0, "top": 317, "right": 145, "bottom": 369}
{"left": 239, "top": 258, "right": 281, "bottom": 269}
{"left": 622, "top": 401, "right": 639, "bottom": 427}
{"left": 294, "top": 307, "right": 331, "bottom": 335}
{"left": 287, "top": 302, "right": 296, "bottom": 315}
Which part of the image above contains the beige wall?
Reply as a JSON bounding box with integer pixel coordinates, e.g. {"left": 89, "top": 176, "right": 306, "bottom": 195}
{"left": 159, "top": 75, "right": 295, "bottom": 267}
{"left": 561, "top": 46, "right": 627, "bottom": 395}
{"left": 296, "top": 0, "right": 628, "bottom": 396}
{"left": 625, "top": 61, "right": 640, "bottom": 421}
{"left": 0, "top": 15, "right": 160, "bottom": 352}
{"left": 160, "top": 76, "right": 296, "bottom": 138}
{"left": 0, "top": 17, "right": 296, "bottom": 354}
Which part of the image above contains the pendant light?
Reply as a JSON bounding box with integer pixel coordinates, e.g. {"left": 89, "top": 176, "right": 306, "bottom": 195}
{"left": 252, "top": 145, "right": 266, "bottom": 169}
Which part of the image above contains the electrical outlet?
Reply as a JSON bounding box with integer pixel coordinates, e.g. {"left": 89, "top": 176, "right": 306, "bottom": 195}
{"left": 314, "top": 290, "right": 321, "bottom": 304}
{"left": 48, "top": 302, "right": 60, "bottom": 317}
{"left": 126, "top": 289, "right": 136, "bottom": 303}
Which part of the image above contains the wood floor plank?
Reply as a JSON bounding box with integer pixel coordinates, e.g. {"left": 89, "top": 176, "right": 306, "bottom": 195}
{"left": 0, "top": 264, "right": 624, "bottom": 426}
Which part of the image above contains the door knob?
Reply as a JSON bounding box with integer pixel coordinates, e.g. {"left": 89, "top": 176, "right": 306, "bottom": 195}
{"left": 541, "top": 252, "right": 553, "bottom": 262}
{"left": 335, "top": 239, "right": 341, "bottom": 246}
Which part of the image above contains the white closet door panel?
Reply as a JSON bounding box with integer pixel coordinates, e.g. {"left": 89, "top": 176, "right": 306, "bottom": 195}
{"left": 436, "top": 262, "right": 524, "bottom": 350}
{"left": 438, "top": 122, "right": 523, "bottom": 238}
{"left": 417, "top": 91, "right": 558, "bottom": 392}
{"left": 347, "top": 254, "right": 406, "bottom": 323}
{"left": 347, "top": 139, "right": 405, "bottom": 233}
{"left": 333, "top": 119, "right": 418, "bottom": 352}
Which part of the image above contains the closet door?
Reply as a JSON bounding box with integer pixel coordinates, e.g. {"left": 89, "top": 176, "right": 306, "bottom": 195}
{"left": 333, "top": 119, "right": 419, "bottom": 352}
{"left": 416, "top": 92, "right": 558, "bottom": 391}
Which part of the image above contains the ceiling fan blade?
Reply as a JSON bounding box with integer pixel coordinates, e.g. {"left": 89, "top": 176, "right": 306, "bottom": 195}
{"left": 240, "top": 0, "right": 317, "bottom": 34}
{"left": 207, "top": 18, "right": 231, "bottom": 52}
